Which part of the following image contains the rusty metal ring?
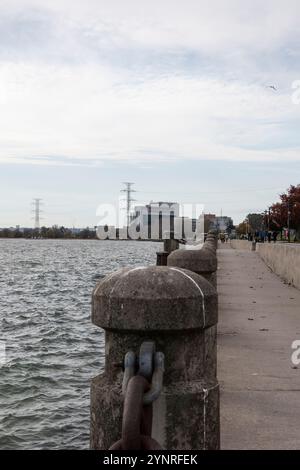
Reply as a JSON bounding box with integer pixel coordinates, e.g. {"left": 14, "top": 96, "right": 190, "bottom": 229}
{"left": 138, "top": 341, "right": 155, "bottom": 380}
{"left": 122, "top": 375, "right": 150, "bottom": 449}
{"left": 122, "top": 351, "right": 136, "bottom": 395}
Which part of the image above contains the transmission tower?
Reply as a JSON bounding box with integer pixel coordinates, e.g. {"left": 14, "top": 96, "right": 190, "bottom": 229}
{"left": 32, "top": 198, "right": 43, "bottom": 229}
{"left": 120, "top": 182, "right": 136, "bottom": 229}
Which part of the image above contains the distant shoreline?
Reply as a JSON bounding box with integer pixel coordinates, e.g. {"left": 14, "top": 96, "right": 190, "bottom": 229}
{"left": 0, "top": 237, "right": 163, "bottom": 242}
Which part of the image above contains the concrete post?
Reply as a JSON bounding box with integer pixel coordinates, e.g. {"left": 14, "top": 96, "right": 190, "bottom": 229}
{"left": 167, "top": 246, "right": 218, "bottom": 288}
{"left": 91, "top": 266, "right": 219, "bottom": 450}
{"left": 163, "top": 238, "right": 180, "bottom": 253}
{"left": 203, "top": 242, "right": 217, "bottom": 254}
{"left": 156, "top": 251, "right": 169, "bottom": 266}
{"left": 206, "top": 233, "right": 218, "bottom": 249}
{"left": 156, "top": 238, "right": 180, "bottom": 266}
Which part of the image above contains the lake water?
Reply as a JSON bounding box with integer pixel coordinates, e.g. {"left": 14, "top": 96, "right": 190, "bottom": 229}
{"left": 0, "top": 239, "right": 161, "bottom": 449}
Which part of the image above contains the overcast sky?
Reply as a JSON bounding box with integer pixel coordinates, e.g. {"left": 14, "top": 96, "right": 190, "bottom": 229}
{"left": 1, "top": 0, "right": 300, "bottom": 227}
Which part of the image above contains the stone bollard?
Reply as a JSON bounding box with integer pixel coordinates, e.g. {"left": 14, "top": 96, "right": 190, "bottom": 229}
{"left": 167, "top": 246, "right": 217, "bottom": 288}
{"left": 91, "top": 266, "right": 219, "bottom": 450}
{"left": 164, "top": 238, "right": 180, "bottom": 253}
{"left": 156, "top": 251, "right": 169, "bottom": 266}
{"left": 251, "top": 240, "right": 256, "bottom": 252}
{"left": 203, "top": 241, "right": 217, "bottom": 254}
{"left": 205, "top": 233, "right": 218, "bottom": 250}
{"left": 156, "top": 238, "right": 180, "bottom": 266}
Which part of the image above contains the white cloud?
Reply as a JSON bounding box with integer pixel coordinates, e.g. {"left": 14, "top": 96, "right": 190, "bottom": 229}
{"left": 0, "top": 0, "right": 300, "bottom": 165}
{"left": 4, "top": 0, "right": 300, "bottom": 54}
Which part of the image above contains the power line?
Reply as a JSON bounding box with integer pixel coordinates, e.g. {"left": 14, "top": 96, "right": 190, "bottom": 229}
{"left": 138, "top": 187, "right": 284, "bottom": 196}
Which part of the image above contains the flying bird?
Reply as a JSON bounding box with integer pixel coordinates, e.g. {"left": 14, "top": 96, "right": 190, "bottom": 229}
{"left": 266, "top": 85, "right": 278, "bottom": 91}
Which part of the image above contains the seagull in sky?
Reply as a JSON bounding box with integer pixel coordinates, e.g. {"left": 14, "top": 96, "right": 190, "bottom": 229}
{"left": 266, "top": 85, "right": 278, "bottom": 91}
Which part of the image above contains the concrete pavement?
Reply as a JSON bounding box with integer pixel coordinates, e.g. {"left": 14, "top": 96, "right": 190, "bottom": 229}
{"left": 217, "top": 244, "right": 300, "bottom": 449}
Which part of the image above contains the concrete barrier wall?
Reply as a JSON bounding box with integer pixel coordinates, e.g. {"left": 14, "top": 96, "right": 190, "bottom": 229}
{"left": 230, "top": 240, "right": 253, "bottom": 251}
{"left": 257, "top": 243, "right": 300, "bottom": 290}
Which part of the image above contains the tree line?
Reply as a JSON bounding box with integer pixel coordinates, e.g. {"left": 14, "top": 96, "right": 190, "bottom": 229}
{"left": 237, "top": 184, "right": 300, "bottom": 240}
{"left": 0, "top": 226, "right": 97, "bottom": 239}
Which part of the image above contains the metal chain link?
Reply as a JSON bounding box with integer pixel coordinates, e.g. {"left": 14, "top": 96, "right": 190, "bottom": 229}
{"left": 109, "top": 341, "right": 165, "bottom": 450}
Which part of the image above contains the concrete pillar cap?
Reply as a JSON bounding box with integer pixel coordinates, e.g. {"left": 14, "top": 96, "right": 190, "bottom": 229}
{"left": 167, "top": 248, "right": 217, "bottom": 272}
{"left": 92, "top": 266, "right": 217, "bottom": 331}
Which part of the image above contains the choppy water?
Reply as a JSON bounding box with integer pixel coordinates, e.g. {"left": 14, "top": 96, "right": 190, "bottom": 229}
{"left": 0, "top": 239, "right": 161, "bottom": 449}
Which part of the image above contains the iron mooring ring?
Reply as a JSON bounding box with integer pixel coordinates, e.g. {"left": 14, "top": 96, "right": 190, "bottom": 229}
{"left": 109, "top": 375, "right": 162, "bottom": 450}
{"left": 122, "top": 351, "right": 136, "bottom": 396}
{"left": 122, "top": 344, "right": 165, "bottom": 405}
{"left": 122, "top": 375, "right": 149, "bottom": 450}
{"left": 138, "top": 341, "right": 155, "bottom": 381}
{"left": 143, "top": 351, "right": 165, "bottom": 405}
{"left": 110, "top": 341, "right": 165, "bottom": 450}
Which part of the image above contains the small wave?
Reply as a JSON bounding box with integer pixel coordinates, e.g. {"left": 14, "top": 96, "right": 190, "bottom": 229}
{"left": 0, "top": 239, "right": 159, "bottom": 449}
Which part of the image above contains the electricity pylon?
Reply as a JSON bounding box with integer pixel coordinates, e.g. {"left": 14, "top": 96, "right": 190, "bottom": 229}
{"left": 120, "top": 182, "right": 136, "bottom": 230}
{"left": 32, "top": 198, "right": 43, "bottom": 229}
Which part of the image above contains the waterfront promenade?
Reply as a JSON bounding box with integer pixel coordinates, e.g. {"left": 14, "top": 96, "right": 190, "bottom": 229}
{"left": 218, "top": 245, "right": 300, "bottom": 449}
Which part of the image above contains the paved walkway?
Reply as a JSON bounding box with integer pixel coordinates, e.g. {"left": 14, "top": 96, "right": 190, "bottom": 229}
{"left": 217, "top": 244, "right": 300, "bottom": 449}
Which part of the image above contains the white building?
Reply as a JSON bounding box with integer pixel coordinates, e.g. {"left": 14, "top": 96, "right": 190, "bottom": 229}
{"left": 129, "top": 201, "right": 203, "bottom": 241}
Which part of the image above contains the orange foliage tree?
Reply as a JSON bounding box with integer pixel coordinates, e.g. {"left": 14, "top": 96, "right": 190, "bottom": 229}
{"left": 269, "top": 185, "right": 300, "bottom": 233}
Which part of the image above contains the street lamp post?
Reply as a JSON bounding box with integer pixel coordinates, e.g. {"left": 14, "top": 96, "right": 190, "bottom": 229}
{"left": 287, "top": 201, "right": 291, "bottom": 242}
{"left": 284, "top": 199, "right": 297, "bottom": 242}
{"left": 245, "top": 218, "right": 249, "bottom": 239}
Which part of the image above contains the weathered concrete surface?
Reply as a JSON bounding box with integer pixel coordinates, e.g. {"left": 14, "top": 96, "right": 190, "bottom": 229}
{"left": 167, "top": 238, "right": 218, "bottom": 287}
{"left": 258, "top": 243, "right": 300, "bottom": 290}
{"left": 218, "top": 245, "right": 300, "bottom": 449}
{"left": 92, "top": 266, "right": 217, "bottom": 331}
{"left": 230, "top": 239, "right": 253, "bottom": 250}
{"left": 91, "top": 266, "right": 219, "bottom": 450}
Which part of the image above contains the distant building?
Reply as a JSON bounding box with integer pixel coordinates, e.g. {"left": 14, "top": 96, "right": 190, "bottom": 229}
{"left": 129, "top": 201, "right": 180, "bottom": 239}
{"left": 96, "top": 201, "right": 204, "bottom": 241}
{"left": 204, "top": 214, "right": 233, "bottom": 233}
{"left": 214, "top": 216, "right": 234, "bottom": 232}
{"left": 204, "top": 213, "right": 216, "bottom": 229}
{"left": 129, "top": 201, "right": 202, "bottom": 241}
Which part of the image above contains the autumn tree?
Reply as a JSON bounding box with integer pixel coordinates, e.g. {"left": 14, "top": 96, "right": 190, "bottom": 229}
{"left": 269, "top": 185, "right": 300, "bottom": 234}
